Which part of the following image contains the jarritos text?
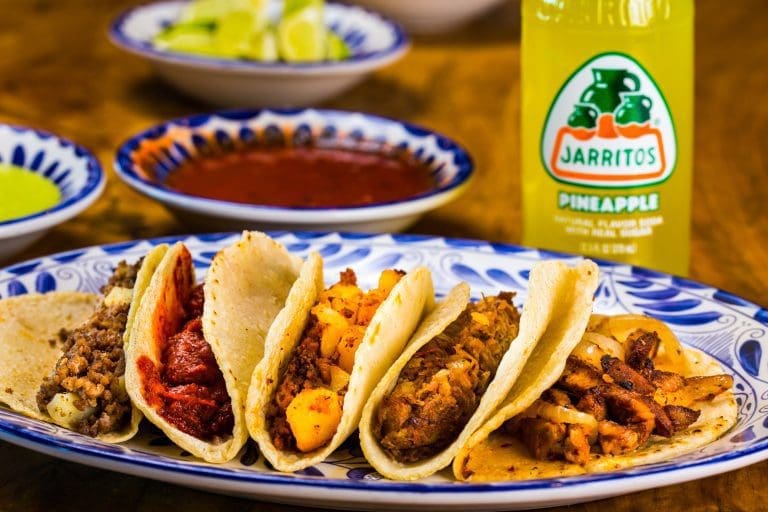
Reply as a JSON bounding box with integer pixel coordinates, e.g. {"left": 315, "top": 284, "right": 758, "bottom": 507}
{"left": 541, "top": 53, "right": 677, "bottom": 188}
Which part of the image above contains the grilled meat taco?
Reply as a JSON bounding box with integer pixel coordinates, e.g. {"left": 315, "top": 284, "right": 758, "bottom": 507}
{"left": 125, "top": 232, "right": 302, "bottom": 463}
{"left": 359, "top": 259, "right": 599, "bottom": 480}
{"left": 454, "top": 314, "right": 737, "bottom": 481}
{"left": 246, "top": 253, "right": 434, "bottom": 472}
{"left": 0, "top": 244, "right": 168, "bottom": 442}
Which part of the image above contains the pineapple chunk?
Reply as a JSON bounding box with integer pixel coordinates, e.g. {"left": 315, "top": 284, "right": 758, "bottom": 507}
{"left": 329, "top": 365, "right": 350, "bottom": 392}
{"left": 336, "top": 325, "right": 365, "bottom": 373}
{"left": 377, "top": 269, "right": 402, "bottom": 295}
{"left": 313, "top": 304, "right": 348, "bottom": 357}
{"left": 286, "top": 388, "right": 343, "bottom": 453}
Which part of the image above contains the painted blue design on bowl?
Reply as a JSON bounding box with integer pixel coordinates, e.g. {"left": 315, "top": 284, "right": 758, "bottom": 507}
{"left": 634, "top": 299, "right": 702, "bottom": 313}
{"left": 671, "top": 276, "right": 711, "bottom": 290}
{"left": 642, "top": 311, "right": 722, "bottom": 326}
{"left": 489, "top": 243, "right": 530, "bottom": 254}
{"left": 451, "top": 263, "right": 491, "bottom": 287}
{"left": 756, "top": 309, "right": 768, "bottom": 326}
{"left": 363, "top": 253, "right": 402, "bottom": 271}
{"left": 53, "top": 250, "right": 87, "bottom": 263}
{"left": 325, "top": 247, "right": 371, "bottom": 267}
{"left": 486, "top": 268, "right": 523, "bottom": 290}
{"left": 318, "top": 243, "right": 342, "bottom": 257}
{"left": 391, "top": 234, "right": 432, "bottom": 244}
{"left": 632, "top": 267, "right": 666, "bottom": 279}
{"left": 295, "top": 467, "right": 324, "bottom": 477}
{"left": 7, "top": 281, "right": 28, "bottom": 296}
{"left": 35, "top": 272, "right": 56, "bottom": 293}
{"left": 739, "top": 340, "right": 762, "bottom": 378}
{"left": 713, "top": 290, "right": 753, "bottom": 307}
{"left": 730, "top": 427, "right": 756, "bottom": 443}
{"left": 627, "top": 288, "right": 680, "bottom": 300}
{"left": 0, "top": 124, "right": 104, "bottom": 239}
{"left": 617, "top": 278, "right": 654, "bottom": 289}
{"left": 5, "top": 261, "right": 41, "bottom": 276}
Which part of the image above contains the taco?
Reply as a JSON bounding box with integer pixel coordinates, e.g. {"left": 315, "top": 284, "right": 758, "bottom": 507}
{"left": 246, "top": 253, "right": 434, "bottom": 472}
{"left": 125, "top": 231, "right": 302, "bottom": 463}
{"left": 359, "top": 259, "right": 599, "bottom": 480}
{"left": 454, "top": 313, "right": 737, "bottom": 481}
{"left": 0, "top": 244, "right": 168, "bottom": 442}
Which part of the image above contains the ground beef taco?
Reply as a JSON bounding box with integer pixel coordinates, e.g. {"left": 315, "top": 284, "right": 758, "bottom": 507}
{"left": 0, "top": 244, "right": 168, "bottom": 442}
{"left": 454, "top": 313, "right": 737, "bottom": 481}
{"left": 246, "top": 252, "right": 434, "bottom": 472}
{"left": 359, "top": 259, "right": 599, "bottom": 480}
{"left": 125, "top": 231, "right": 302, "bottom": 463}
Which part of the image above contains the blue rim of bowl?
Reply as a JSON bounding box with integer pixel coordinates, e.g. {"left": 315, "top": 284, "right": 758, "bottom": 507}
{"left": 0, "top": 124, "right": 104, "bottom": 232}
{"left": 108, "top": 0, "right": 410, "bottom": 73}
{"left": 113, "top": 108, "right": 474, "bottom": 216}
{"left": 0, "top": 231, "right": 766, "bottom": 495}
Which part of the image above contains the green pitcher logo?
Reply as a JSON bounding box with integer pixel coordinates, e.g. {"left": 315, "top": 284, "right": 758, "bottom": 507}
{"left": 541, "top": 53, "right": 677, "bottom": 188}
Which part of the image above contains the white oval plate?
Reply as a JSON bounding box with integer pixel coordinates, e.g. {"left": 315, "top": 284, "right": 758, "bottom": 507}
{"left": 0, "top": 232, "right": 766, "bottom": 511}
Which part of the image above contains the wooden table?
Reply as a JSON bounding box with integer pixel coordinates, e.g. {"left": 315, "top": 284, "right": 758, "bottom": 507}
{"left": 1, "top": 0, "right": 766, "bottom": 510}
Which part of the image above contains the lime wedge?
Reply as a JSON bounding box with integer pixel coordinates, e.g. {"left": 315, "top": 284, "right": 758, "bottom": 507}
{"left": 326, "top": 31, "right": 350, "bottom": 61}
{"left": 154, "top": 23, "right": 217, "bottom": 56}
{"left": 214, "top": 10, "right": 257, "bottom": 58}
{"left": 247, "top": 0, "right": 270, "bottom": 32}
{"left": 244, "top": 28, "right": 279, "bottom": 61}
{"left": 277, "top": 1, "right": 326, "bottom": 62}
{"left": 283, "top": 0, "right": 324, "bottom": 16}
{"left": 179, "top": 0, "right": 248, "bottom": 24}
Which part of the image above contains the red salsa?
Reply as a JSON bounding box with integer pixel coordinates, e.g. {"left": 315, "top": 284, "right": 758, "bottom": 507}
{"left": 137, "top": 285, "right": 234, "bottom": 440}
{"left": 162, "top": 146, "right": 436, "bottom": 208}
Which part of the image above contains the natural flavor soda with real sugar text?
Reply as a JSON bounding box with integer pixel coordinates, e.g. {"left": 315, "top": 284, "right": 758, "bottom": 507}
{"left": 521, "top": 0, "right": 694, "bottom": 275}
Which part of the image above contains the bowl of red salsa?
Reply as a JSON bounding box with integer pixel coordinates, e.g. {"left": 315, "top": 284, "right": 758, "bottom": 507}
{"left": 114, "top": 109, "right": 473, "bottom": 232}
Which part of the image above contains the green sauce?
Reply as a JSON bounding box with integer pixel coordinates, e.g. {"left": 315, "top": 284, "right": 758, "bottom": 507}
{"left": 0, "top": 164, "right": 61, "bottom": 222}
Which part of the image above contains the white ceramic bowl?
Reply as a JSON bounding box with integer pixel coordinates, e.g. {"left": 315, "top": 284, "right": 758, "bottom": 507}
{"left": 0, "top": 124, "right": 105, "bottom": 262}
{"left": 113, "top": 109, "right": 473, "bottom": 233}
{"left": 109, "top": 1, "right": 409, "bottom": 107}
{"left": 353, "top": 0, "right": 507, "bottom": 34}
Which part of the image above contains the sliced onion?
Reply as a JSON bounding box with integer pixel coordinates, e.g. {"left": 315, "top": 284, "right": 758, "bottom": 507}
{"left": 522, "top": 400, "right": 599, "bottom": 441}
{"left": 607, "top": 314, "right": 690, "bottom": 374}
{"left": 571, "top": 332, "right": 625, "bottom": 367}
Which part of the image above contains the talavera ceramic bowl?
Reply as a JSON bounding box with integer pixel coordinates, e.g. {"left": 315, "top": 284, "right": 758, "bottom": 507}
{"left": 0, "top": 124, "right": 104, "bottom": 262}
{"left": 113, "top": 109, "right": 473, "bottom": 232}
{"left": 109, "top": 1, "right": 409, "bottom": 107}
{"left": 352, "top": 0, "right": 508, "bottom": 34}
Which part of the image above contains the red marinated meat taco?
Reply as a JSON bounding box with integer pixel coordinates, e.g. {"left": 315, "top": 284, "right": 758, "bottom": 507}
{"left": 125, "top": 232, "right": 302, "bottom": 462}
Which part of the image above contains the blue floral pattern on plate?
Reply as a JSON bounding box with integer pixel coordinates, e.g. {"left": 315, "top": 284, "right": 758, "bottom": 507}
{"left": 0, "top": 232, "right": 766, "bottom": 510}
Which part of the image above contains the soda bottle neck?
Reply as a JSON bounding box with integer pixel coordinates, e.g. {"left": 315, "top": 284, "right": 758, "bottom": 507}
{"left": 522, "top": 0, "right": 692, "bottom": 29}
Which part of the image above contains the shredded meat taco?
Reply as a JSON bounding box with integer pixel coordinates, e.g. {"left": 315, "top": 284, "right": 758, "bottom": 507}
{"left": 125, "top": 231, "right": 302, "bottom": 463}
{"left": 454, "top": 314, "right": 737, "bottom": 481}
{"left": 246, "top": 252, "right": 434, "bottom": 473}
{"left": 0, "top": 244, "right": 168, "bottom": 442}
{"left": 360, "top": 259, "right": 599, "bottom": 480}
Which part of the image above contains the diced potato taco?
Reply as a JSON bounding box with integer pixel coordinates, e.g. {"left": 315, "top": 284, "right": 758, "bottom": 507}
{"left": 0, "top": 244, "right": 168, "bottom": 442}
{"left": 454, "top": 313, "right": 737, "bottom": 481}
{"left": 125, "top": 232, "right": 302, "bottom": 463}
{"left": 246, "top": 253, "right": 434, "bottom": 472}
{"left": 359, "top": 259, "right": 599, "bottom": 480}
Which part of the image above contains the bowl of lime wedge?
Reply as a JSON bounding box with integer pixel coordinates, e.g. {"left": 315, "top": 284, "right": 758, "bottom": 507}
{"left": 109, "top": 0, "right": 409, "bottom": 107}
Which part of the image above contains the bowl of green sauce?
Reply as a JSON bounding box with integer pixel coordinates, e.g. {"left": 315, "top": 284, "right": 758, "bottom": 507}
{"left": 0, "top": 124, "right": 104, "bottom": 262}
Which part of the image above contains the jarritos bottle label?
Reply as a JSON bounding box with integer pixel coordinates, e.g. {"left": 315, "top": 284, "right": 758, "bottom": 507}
{"left": 541, "top": 53, "right": 677, "bottom": 188}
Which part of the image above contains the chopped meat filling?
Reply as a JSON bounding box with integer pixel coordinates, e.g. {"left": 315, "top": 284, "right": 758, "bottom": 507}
{"left": 267, "top": 269, "right": 404, "bottom": 453}
{"left": 508, "top": 327, "right": 733, "bottom": 465}
{"left": 36, "top": 260, "right": 141, "bottom": 437}
{"left": 373, "top": 293, "right": 520, "bottom": 463}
